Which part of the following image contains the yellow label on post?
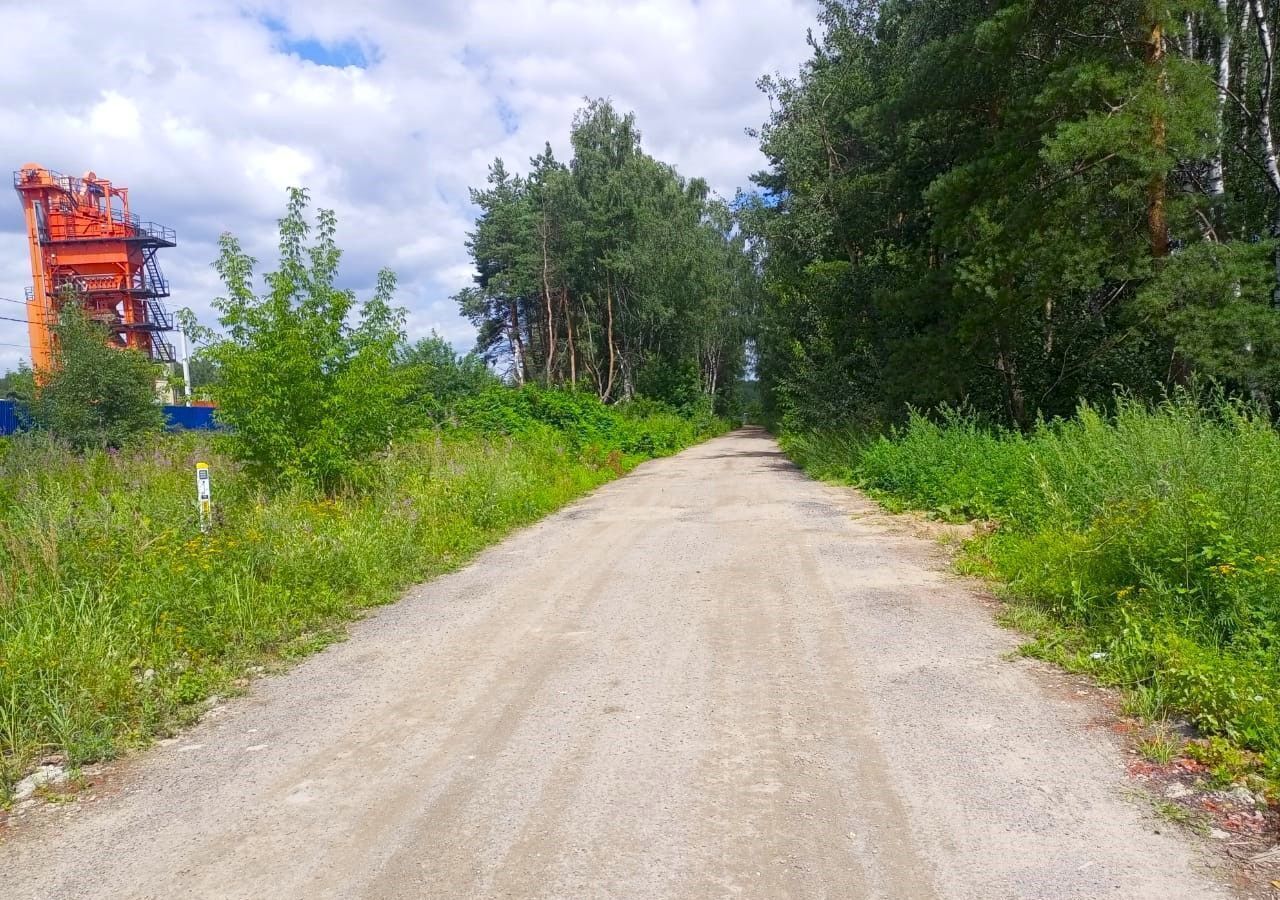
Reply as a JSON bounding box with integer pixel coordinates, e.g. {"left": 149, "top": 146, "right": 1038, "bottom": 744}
{"left": 196, "top": 462, "right": 212, "bottom": 532}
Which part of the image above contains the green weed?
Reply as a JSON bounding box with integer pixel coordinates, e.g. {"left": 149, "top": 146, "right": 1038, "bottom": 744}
{"left": 1152, "top": 799, "right": 1211, "bottom": 835}
{"left": 0, "top": 403, "right": 727, "bottom": 799}
{"left": 782, "top": 390, "right": 1280, "bottom": 787}
{"left": 1138, "top": 728, "right": 1182, "bottom": 765}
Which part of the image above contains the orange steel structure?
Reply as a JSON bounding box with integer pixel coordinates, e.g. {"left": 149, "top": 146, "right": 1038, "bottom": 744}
{"left": 14, "top": 163, "right": 177, "bottom": 372}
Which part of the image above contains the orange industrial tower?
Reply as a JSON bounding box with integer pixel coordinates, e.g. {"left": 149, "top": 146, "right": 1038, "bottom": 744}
{"left": 14, "top": 164, "right": 177, "bottom": 372}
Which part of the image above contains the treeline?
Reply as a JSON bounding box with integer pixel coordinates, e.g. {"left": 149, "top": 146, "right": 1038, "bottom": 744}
{"left": 457, "top": 99, "right": 759, "bottom": 411}
{"left": 745, "top": 0, "right": 1280, "bottom": 429}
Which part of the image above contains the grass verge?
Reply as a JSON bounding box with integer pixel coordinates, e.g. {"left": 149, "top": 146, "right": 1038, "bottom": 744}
{"left": 0, "top": 405, "right": 727, "bottom": 803}
{"left": 780, "top": 392, "right": 1280, "bottom": 793}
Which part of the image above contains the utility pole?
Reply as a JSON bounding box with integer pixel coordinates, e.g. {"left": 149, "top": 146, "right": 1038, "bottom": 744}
{"left": 177, "top": 322, "right": 193, "bottom": 405}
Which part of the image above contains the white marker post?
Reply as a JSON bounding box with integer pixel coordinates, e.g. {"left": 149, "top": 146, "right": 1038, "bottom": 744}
{"left": 177, "top": 323, "right": 193, "bottom": 405}
{"left": 196, "top": 462, "right": 212, "bottom": 533}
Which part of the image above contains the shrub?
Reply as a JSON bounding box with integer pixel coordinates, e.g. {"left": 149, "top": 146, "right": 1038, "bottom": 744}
{"left": 0, "top": 364, "right": 35, "bottom": 403}
{"left": 34, "top": 302, "right": 164, "bottom": 450}
{"left": 397, "top": 333, "right": 499, "bottom": 422}
{"left": 207, "top": 189, "right": 415, "bottom": 491}
{"left": 453, "top": 385, "right": 727, "bottom": 457}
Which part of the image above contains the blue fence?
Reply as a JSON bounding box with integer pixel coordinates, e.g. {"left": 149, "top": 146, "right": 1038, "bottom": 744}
{"left": 163, "top": 405, "right": 219, "bottom": 431}
{"left": 0, "top": 402, "right": 219, "bottom": 436}
{"left": 0, "top": 400, "right": 17, "bottom": 436}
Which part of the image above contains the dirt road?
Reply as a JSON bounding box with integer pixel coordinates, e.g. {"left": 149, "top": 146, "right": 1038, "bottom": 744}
{"left": 2, "top": 429, "right": 1232, "bottom": 899}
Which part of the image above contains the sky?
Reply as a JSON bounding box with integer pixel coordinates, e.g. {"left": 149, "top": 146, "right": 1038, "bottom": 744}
{"left": 0, "top": 0, "right": 819, "bottom": 372}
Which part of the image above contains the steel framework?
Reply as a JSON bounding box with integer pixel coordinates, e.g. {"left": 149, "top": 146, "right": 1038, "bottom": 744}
{"left": 14, "top": 164, "right": 178, "bottom": 371}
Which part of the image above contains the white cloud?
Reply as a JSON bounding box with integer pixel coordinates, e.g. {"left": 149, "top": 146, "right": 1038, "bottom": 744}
{"left": 0, "top": 0, "right": 818, "bottom": 371}
{"left": 89, "top": 92, "right": 143, "bottom": 141}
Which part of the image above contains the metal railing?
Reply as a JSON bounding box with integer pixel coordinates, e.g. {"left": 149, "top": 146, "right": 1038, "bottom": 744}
{"left": 150, "top": 337, "right": 176, "bottom": 363}
{"left": 126, "top": 220, "right": 177, "bottom": 244}
{"left": 13, "top": 169, "right": 176, "bottom": 245}
{"left": 145, "top": 298, "right": 174, "bottom": 332}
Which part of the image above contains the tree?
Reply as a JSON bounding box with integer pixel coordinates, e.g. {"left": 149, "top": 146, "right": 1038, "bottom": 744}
{"left": 456, "top": 100, "right": 759, "bottom": 411}
{"left": 34, "top": 301, "right": 164, "bottom": 449}
{"left": 397, "top": 333, "right": 498, "bottom": 421}
{"left": 0, "top": 364, "right": 35, "bottom": 403}
{"left": 207, "top": 188, "right": 413, "bottom": 489}
{"left": 748, "top": 0, "right": 1280, "bottom": 428}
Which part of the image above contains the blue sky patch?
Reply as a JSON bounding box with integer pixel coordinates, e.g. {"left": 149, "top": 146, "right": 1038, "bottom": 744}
{"left": 731, "top": 188, "right": 785, "bottom": 211}
{"left": 260, "top": 15, "right": 376, "bottom": 69}
{"left": 496, "top": 98, "right": 519, "bottom": 136}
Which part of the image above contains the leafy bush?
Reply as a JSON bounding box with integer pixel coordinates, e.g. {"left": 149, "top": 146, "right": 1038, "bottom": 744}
{"left": 207, "top": 189, "right": 415, "bottom": 490}
{"left": 34, "top": 302, "right": 165, "bottom": 450}
{"left": 0, "top": 364, "right": 35, "bottom": 403}
{"left": 783, "top": 391, "right": 1280, "bottom": 778}
{"left": 454, "top": 385, "right": 727, "bottom": 457}
{"left": 397, "top": 333, "right": 499, "bottom": 422}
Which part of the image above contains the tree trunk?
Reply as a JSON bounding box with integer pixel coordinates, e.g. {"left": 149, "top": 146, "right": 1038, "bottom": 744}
{"left": 994, "top": 336, "right": 1027, "bottom": 429}
{"left": 1208, "top": 0, "right": 1232, "bottom": 219}
{"left": 540, "top": 213, "right": 557, "bottom": 384}
{"left": 578, "top": 293, "right": 602, "bottom": 396}
{"left": 1249, "top": 0, "right": 1280, "bottom": 304}
{"left": 1253, "top": 0, "right": 1280, "bottom": 195}
{"left": 603, "top": 275, "right": 616, "bottom": 402}
{"left": 562, "top": 288, "right": 577, "bottom": 386}
{"left": 1148, "top": 16, "right": 1171, "bottom": 259}
{"left": 1044, "top": 297, "right": 1054, "bottom": 355}
{"left": 509, "top": 301, "right": 526, "bottom": 386}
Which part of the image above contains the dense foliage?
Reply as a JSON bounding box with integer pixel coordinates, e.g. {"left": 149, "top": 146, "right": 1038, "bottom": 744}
{"left": 33, "top": 303, "right": 164, "bottom": 450}
{"left": 748, "top": 0, "right": 1280, "bottom": 430}
{"left": 0, "top": 365, "right": 33, "bottom": 403}
{"left": 398, "top": 333, "right": 500, "bottom": 422}
{"left": 207, "top": 189, "right": 416, "bottom": 490}
{"left": 457, "top": 100, "right": 760, "bottom": 412}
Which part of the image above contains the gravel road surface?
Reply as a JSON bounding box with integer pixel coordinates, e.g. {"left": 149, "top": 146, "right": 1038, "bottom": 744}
{"left": 1, "top": 429, "right": 1232, "bottom": 899}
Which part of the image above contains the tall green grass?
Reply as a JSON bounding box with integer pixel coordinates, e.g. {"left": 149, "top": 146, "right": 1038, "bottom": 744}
{"left": 0, "top": 400, "right": 728, "bottom": 802}
{"left": 783, "top": 394, "right": 1280, "bottom": 779}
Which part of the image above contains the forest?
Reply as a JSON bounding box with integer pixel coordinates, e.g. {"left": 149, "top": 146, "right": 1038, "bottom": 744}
{"left": 745, "top": 0, "right": 1280, "bottom": 430}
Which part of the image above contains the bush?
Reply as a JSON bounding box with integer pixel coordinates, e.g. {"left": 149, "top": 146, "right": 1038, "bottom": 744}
{"left": 397, "top": 333, "right": 499, "bottom": 422}
{"left": 207, "top": 189, "right": 415, "bottom": 490}
{"left": 454, "top": 385, "right": 728, "bottom": 457}
{"left": 34, "top": 302, "right": 164, "bottom": 450}
{"left": 0, "top": 364, "right": 35, "bottom": 404}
